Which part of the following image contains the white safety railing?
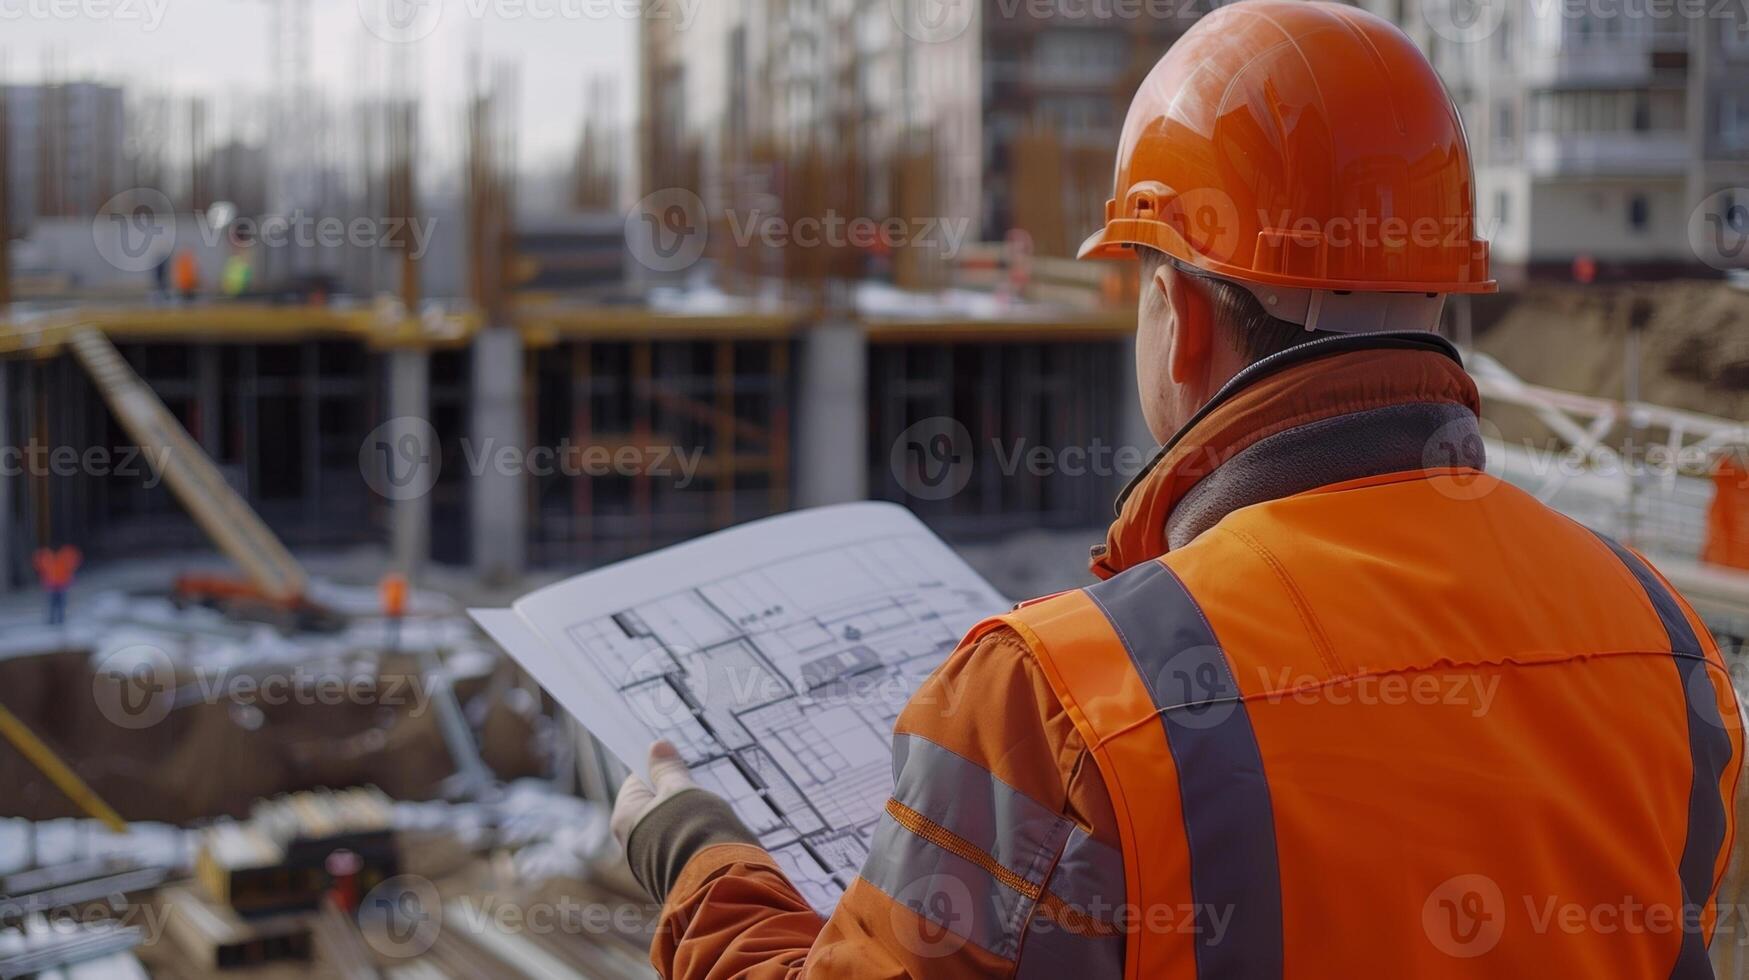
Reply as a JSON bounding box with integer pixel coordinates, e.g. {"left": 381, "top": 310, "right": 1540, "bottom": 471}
{"left": 1467, "top": 350, "right": 1749, "bottom": 636}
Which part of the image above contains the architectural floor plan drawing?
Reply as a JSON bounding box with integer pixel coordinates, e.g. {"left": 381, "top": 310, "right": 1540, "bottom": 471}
{"left": 472, "top": 504, "right": 1008, "bottom": 911}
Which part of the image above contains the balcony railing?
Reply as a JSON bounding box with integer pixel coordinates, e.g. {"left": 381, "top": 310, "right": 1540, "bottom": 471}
{"left": 1522, "top": 130, "right": 1692, "bottom": 177}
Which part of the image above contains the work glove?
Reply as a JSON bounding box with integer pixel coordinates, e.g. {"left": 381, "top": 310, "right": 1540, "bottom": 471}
{"left": 610, "top": 740, "right": 697, "bottom": 849}
{"left": 611, "top": 740, "right": 760, "bottom": 903}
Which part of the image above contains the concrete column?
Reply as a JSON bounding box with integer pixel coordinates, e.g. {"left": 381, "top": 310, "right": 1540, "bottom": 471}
{"left": 388, "top": 348, "right": 431, "bottom": 575}
{"left": 195, "top": 345, "right": 222, "bottom": 457}
{"left": 796, "top": 319, "right": 869, "bottom": 508}
{"left": 0, "top": 360, "right": 11, "bottom": 593}
{"left": 470, "top": 327, "right": 525, "bottom": 584}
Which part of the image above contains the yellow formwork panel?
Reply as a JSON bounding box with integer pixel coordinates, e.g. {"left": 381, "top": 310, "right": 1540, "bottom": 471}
{"left": 515, "top": 302, "right": 807, "bottom": 347}
{"left": 0, "top": 298, "right": 1133, "bottom": 358}
{"left": 0, "top": 304, "right": 484, "bottom": 357}
{"left": 861, "top": 309, "right": 1136, "bottom": 343}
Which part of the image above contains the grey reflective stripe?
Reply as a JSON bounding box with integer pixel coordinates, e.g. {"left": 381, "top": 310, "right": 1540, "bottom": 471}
{"left": 860, "top": 733, "right": 1076, "bottom": 961}
{"left": 1047, "top": 825, "right": 1125, "bottom": 913}
{"left": 1015, "top": 916, "right": 1124, "bottom": 980}
{"left": 1085, "top": 559, "right": 1284, "bottom": 979}
{"left": 1015, "top": 827, "right": 1127, "bottom": 980}
{"left": 1592, "top": 534, "right": 1733, "bottom": 980}
{"left": 891, "top": 732, "right": 1072, "bottom": 892}
{"left": 862, "top": 810, "right": 1036, "bottom": 960}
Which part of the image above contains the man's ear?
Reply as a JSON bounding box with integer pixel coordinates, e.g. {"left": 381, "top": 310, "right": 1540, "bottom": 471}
{"left": 1162, "top": 267, "right": 1213, "bottom": 385}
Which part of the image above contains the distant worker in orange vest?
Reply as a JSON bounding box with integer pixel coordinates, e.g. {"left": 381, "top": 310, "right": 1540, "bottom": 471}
{"left": 609, "top": 4, "right": 1744, "bottom": 977}
{"left": 380, "top": 572, "right": 408, "bottom": 652}
{"left": 172, "top": 249, "right": 199, "bottom": 302}
{"left": 33, "top": 546, "right": 81, "bottom": 626}
{"left": 1705, "top": 450, "right": 1749, "bottom": 572}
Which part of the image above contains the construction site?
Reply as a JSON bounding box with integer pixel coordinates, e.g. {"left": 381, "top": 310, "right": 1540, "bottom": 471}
{"left": 0, "top": 0, "right": 1746, "bottom": 976}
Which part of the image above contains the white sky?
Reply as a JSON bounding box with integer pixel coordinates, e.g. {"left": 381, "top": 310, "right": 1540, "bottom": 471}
{"left": 0, "top": 0, "right": 640, "bottom": 168}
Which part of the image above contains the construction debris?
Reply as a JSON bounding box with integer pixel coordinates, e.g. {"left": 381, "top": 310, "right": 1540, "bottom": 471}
{"left": 197, "top": 788, "right": 399, "bottom": 918}
{"left": 159, "top": 885, "right": 312, "bottom": 971}
{"left": 0, "top": 918, "right": 145, "bottom": 979}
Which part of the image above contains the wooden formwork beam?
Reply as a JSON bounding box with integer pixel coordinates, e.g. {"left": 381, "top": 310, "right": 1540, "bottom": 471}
{"left": 65, "top": 327, "right": 307, "bottom": 600}
{"left": 0, "top": 701, "right": 126, "bottom": 832}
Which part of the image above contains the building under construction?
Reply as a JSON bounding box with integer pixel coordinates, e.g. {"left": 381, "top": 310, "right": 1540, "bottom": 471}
{"left": 0, "top": 288, "right": 1144, "bottom": 589}
{"left": 1, "top": 0, "right": 1749, "bottom": 976}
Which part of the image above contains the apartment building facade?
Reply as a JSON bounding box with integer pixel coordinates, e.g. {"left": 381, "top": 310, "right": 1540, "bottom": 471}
{"left": 2, "top": 82, "right": 128, "bottom": 234}
{"left": 977, "top": 0, "right": 1196, "bottom": 253}
{"left": 1420, "top": 0, "right": 1749, "bottom": 278}
{"left": 638, "top": 0, "right": 1207, "bottom": 269}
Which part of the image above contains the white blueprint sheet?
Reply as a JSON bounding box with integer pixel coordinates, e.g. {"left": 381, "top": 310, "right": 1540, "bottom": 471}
{"left": 471, "top": 502, "right": 1008, "bottom": 911}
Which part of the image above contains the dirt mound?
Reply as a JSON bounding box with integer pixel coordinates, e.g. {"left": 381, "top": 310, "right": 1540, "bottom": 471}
{"left": 0, "top": 650, "right": 544, "bottom": 824}
{"left": 1474, "top": 280, "right": 1749, "bottom": 419}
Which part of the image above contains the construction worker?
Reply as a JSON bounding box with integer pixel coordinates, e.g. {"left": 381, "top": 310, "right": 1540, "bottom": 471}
{"left": 221, "top": 252, "right": 253, "bottom": 299}
{"left": 1705, "top": 449, "right": 1749, "bottom": 571}
{"left": 380, "top": 572, "right": 409, "bottom": 652}
{"left": 611, "top": 4, "right": 1744, "bottom": 977}
{"left": 32, "top": 545, "right": 81, "bottom": 626}
{"left": 172, "top": 249, "right": 199, "bottom": 302}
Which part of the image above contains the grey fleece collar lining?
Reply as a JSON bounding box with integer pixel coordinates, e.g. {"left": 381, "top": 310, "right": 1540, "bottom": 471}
{"left": 1165, "top": 401, "right": 1486, "bottom": 549}
{"left": 1114, "top": 331, "right": 1465, "bottom": 516}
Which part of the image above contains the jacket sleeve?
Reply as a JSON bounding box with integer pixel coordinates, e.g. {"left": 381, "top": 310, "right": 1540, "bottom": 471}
{"left": 644, "top": 625, "right": 1122, "bottom": 979}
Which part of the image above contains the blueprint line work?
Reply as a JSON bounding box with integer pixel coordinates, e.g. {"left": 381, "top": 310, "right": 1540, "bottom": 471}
{"left": 473, "top": 503, "right": 1009, "bottom": 911}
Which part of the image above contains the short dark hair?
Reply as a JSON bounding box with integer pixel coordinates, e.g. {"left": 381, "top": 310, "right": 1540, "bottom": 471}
{"left": 1138, "top": 248, "right": 1333, "bottom": 363}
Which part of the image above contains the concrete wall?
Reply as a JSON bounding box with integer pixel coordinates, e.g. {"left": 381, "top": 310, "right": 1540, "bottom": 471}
{"left": 0, "top": 360, "right": 11, "bottom": 593}
{"left": 1524, "top": 177, "right": 1691, "bottom": 262}
{"left": 10, "top": 195, "right": 471, "bottom": 300}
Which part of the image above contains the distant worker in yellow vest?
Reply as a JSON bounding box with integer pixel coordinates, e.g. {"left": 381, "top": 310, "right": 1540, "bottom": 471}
{"left": 222, "top": 253, "right": 253, "bottom": 298}
{"left": 610, "top": 4, "right": 1744, "bottom": 977}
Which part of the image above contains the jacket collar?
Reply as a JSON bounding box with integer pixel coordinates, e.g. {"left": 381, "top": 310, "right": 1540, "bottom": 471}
{"left": 1091, "top": 332, "right": 1483, "bottom": 579}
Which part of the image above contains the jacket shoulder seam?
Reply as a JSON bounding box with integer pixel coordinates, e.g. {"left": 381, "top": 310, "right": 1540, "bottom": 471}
{"left": 1215, "top": 524, "right": 1344, "bottom": 675}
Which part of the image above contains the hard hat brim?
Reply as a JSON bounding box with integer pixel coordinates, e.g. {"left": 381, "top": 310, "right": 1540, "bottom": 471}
{"left": 1077, "top": 219, "right": 1498, "bottom": 295}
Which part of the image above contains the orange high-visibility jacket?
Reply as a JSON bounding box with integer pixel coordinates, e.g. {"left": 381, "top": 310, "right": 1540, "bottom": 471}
{"left": 33, "top": 546, "right": 81, "bottom": 592}
{"left": 1706, "top": 453, "right": 1749, "bottom": 572}
{"left": 648, "top": 335, "right": 1744, "bottom": 979}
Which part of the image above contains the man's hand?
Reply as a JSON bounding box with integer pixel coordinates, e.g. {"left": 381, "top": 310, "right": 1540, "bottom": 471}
{"left": 611, "top": 740, "right": 697, "bottom": 849}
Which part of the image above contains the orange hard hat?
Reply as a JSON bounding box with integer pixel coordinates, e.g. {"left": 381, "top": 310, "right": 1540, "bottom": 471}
{"left": 1082, "top": 1, "right": 1494, "bottom": 329}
